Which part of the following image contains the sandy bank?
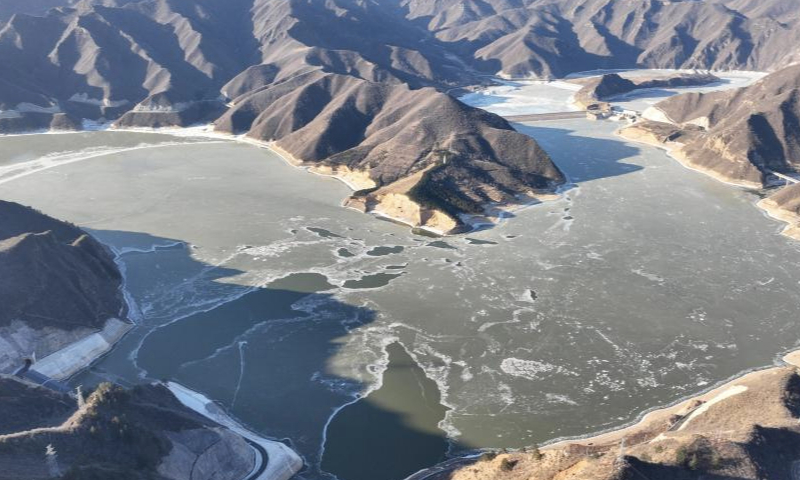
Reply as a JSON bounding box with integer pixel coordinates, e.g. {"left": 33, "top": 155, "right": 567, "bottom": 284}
{"left": 585, "top": 346, "right": 800, "bottom": 446}
{"left": 445, "top": 365, "right": 800, "bottom": 480}
{"left": 619, "top": 123, "right": 800, "bottom": 243}
{"left": 617, "top": 124, "right": 763, "bottom": 189}
{"left": 757, "top": 196, "right": 800, "bottom": 241}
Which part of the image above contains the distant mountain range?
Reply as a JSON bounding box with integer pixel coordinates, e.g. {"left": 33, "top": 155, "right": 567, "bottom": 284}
{"left": 408, "top": 0, "right": 800, "bottom": 77}
{"left": 2, "top": 3, "right": 800, "bottom": 480}
{"left": 1, "top": 0, "right": 798, "bottom": 229}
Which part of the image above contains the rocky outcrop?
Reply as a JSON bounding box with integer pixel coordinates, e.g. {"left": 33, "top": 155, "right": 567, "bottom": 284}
{"left": 446, "top": 363, "right": 800, "bottom": 480}
{"left": 217, "top": 69, "right": 564, "bottom": 231}
{"left": 0, "top": 378, "right": 255, "bottom": 480}
{"left": 0, "top": 201, "right": 127, "bottom": 373}
{"left": 0, "top": 201, "right": 125, "bottom": 330}
{"left": 758, "top": 183, "right": 800, "bottom": 240}
{"left": 573, "top": 74, "right": 637, "bottom": 108}
{"left": 573, "top": 72, "right": 720, "bottom": 109}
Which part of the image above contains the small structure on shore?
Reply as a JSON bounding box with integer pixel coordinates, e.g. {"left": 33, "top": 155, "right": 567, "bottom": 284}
{"left": 608, "top": 106, "right": 640, "bottom": 122}
{"left": 585, "top": 102, "right": 612, "bottom": 120}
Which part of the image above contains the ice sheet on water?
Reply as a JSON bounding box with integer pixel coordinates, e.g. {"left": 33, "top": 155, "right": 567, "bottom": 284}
{"left": 500, "top": 357, "right": 578, "bottom": 380}
{"left": 459, "top": 81, "right": 579, "bottom": 116}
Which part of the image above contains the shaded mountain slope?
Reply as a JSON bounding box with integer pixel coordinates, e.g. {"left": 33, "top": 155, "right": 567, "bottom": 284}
{"left": 0, "top": 201, "right": 125, "bottom": 330}
{"left": 0, "top": 201, "right": 127, "bottom": 374}
{"left": 0, "top": 374, "right": 75, "bottom": 435}
{"left": 0, "top": 378, "right": 254, "bottom": 480}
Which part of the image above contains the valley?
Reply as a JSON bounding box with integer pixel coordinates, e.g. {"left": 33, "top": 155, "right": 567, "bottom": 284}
{"left": 2, "top": 1, "right": 800, "bottom": 479}
{"left": 2, "top": 70, "right": 800, "bottom": 479}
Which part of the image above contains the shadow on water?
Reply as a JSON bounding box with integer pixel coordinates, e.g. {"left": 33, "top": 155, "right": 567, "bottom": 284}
{"left": 515, "top": 124, "right": 643, "bottom": 184}
{"left": 322, "top": 342, "right": 471, "bottom": 480}
{"left": 79, "top": 229, "right": 460, "bottom": 480}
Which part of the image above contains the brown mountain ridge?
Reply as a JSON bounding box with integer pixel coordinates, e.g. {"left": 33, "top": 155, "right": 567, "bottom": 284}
{"left": 2, "top": 0, "right": 799, "bottom": 229}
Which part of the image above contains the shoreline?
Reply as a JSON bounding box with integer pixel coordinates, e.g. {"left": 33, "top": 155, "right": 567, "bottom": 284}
{"left": 540, "top": 347, "right": 800, "bottom": 452}
{"left": 616, "top": 125, "right": 800, "bottom": 243}
{"left": 102, "top": 120, "right": 800, "bottom": 475}
{"left": 14, "top": 231, "right": 142, "bottom": 383}
{"left": 6, "top": 111, "right": 799, "bottom": 477}
{"left": 0, "top": 140, "right": 226, "bottom": 186}
{"left": 404, "top": 346, "right": 800, "bottom": 480}
{"left": 757, "top": 197, "right": 800, "bottom": 241}
{"left": 614, "top": 127, "right": 763, "bottom": 189}
{"left": 370, "top": 210, "right": 449, "bottom": 236}
{"left": 166, "top": 381, "right": 303, "bottom": 480}
{"left": 4, "top": 123, "right": 567, "bottom": 236}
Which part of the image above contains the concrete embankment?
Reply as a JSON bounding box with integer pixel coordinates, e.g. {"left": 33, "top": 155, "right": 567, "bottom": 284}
{"left": 166, "top": 382, "right": 304, "bottom": 480}
{"left": 30, "top": 318, "right": 132, "bottom": 380}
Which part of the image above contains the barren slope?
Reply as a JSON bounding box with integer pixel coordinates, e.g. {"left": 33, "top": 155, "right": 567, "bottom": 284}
{"left": 217, "top": 69, "right": 564, "bottom": 231}
{"left": 444, "top": 365, "right": 800, "bottom": 480}
{"left": 403, "top": 0, "right": 800, "bottom": 78}
{"left": 0, "top": 201, "right": 125, "bottom": 330}
{"left": 622, "top": 65, "right": 800, "bottom": 187}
